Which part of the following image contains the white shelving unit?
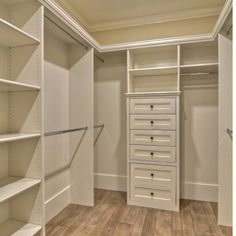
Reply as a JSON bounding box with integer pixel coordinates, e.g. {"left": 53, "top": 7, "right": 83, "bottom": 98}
{"left": 0, "top": 0, "right": 44, "bottom": 235}
{"left": 0, "top": 18, "right": 40, "bottom": 48}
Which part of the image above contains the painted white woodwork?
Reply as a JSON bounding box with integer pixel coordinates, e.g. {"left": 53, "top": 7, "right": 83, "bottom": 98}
{"left": 0, "top": 220, "right": 41, "bottom": 236}
{"left": 218, "top": 34, "right": 232, "bottom": 226}
{"left": 0, "top": 18, "right": 40, "bottom": 48}
{"left": 0, "top": 177, "right": 41, "bottom": 204}
{"left": 69, "top": 47, "right": 94, "bottom": 206}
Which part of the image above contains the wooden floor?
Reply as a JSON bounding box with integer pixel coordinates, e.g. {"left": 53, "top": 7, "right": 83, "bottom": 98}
{"left": 46, "top": 189, "right": 232, "bottom": 236}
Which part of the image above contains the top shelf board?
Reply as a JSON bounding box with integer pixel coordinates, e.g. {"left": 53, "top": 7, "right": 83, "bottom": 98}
{"left": 129, "top": 66, "right": 178, "bottom": 77}
{"left": 180, "top": 63, "right": 218, "bottom": 74}
{"left": 0, "top": 18, "right": 40, "bottom": 48}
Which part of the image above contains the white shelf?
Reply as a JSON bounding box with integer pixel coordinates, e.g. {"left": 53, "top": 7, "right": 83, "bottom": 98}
{"left": 180, "top": 63, "right": 218, "bottom": 74}
{"left": 0, "top": 219, "right": 41, "bottom": 236}
{"left": 0, "top": 18, "right": 40, "bottom": 48}
{"left": 129, "top": 66, "right": 178, "bottom": 77}
{"left": 0, "top": 177, "right": 41, "bottom": 203}
{"left": 125, "top": 91, "right": 181, "bottom": 97}
{"left": 0, "top": 78, "right": 40, "bottom": 92}
{"left": 0, "top": 133, "right": 41, "bottom": 144}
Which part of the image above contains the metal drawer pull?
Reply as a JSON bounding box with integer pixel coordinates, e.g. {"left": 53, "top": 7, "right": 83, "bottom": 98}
{"left": 150, "top": 136, "right": 154, "bottom": 140}
{"left": 150, "top": 120, "right": 154, "bottom": 125}
{"left": 150, "top": 105, "right": 154, "bottom": 109}
{"left": 150, "top": 152, "right": 154, "bottom": 156}
{"left": 150, "top": 192, "right": 154, "bottom": 196}
{"left": 227, "top": 128, "right": 233, "bottom": 139}
{"left": 150, "top": 173, "right": 154, "bottom": 177}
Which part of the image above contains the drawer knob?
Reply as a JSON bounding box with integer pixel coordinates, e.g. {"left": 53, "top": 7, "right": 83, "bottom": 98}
{"left": 150, "top": 192, "right": 154, "bottom": 196}
{"left": 150, "top": 121, "right": 154, "bottom": 125}
{"left": 150, "top": 173, "right": 154, "bottom": 177}
{"left": 150, "top": 152, "right": 154, "bottom": 156}
{"left": 150, "top": 105, "right": 154, "bottom": 109}
{"left": 150, "top": 136, "right": 154, "bottom": 140}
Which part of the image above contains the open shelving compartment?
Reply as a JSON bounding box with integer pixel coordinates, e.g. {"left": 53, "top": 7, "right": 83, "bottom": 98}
{"left": 0, "top": 0, "right": 44, "bottom": 235}
{"left": 127, "top": 45, "right": 180, "bottom": 94}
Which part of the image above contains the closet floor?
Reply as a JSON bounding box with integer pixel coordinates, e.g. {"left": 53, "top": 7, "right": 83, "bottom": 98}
{"left": 46, "top": 189, "right": 232, "bottom": 236}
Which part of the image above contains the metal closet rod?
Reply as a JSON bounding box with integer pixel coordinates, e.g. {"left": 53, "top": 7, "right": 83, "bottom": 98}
{"left": 180, "top": 72, "right": 218, "bottom": 76}
{"left": 44, "top": 16, "right": 104, "bottom": 63}
{"left": 44, "top": 126, "right": 88, "bottom": 137}
{"left": 94, "top": 124, "right": 105, "bottom": 129}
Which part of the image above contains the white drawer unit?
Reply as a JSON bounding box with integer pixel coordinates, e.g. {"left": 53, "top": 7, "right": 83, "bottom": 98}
{"left": 130, "top": 145, "right": 176, "bottom": 163}
{"left": 130, "top": 130, "right": 176, "bottom": 146}
{"left": 130, "top": 98, "right": 176, "bottom": 114}
{"left": 130, "top": 164, "right": 176, "bottom": 209}
{"left": 130, "top": 114, "right": 176, "bottom": 130}
{"left": 127, "top": 94, "right": 180, "bottom": 211}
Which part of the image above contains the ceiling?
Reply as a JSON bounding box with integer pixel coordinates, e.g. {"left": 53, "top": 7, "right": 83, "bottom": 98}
{"left": 55, "top": 0, "right": 226, "bottom": 32}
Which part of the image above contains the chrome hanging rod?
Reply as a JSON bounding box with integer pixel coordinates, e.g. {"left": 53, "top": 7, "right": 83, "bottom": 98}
{"left": 44, "top": 126, "right": 88, "bottom": 137}
{"left": 44, "top": 16, "right": 104, "bottom": 63}
{"left": 94, "top": 124, "right": 105, "bottom": 129}
{"left": 180, "top": 72, "right": 218, "bottom": 76}
{"left": 45, "top": 15, "right": 88, "bottom": 50}
{"left": 227, "top": 25, "right": 232, "bottom": 35}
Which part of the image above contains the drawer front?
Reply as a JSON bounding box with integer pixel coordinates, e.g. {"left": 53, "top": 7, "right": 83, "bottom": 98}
{"left": 131, "top": 164, "right": 176, "bottom": 188}
{"left": 130, "top": 164, "right": 176, "bottom": 207}
{"left": 130, "top": 98, "right": 176, "bottom": 114}
{"left": 130, "top": 145, "right": 176, "bottom": 163}
{"left": 130, "top": 130, "right": 175, "bottom": 146}
{"left": 130, "top": 114, "right": 176, "bottom": 130}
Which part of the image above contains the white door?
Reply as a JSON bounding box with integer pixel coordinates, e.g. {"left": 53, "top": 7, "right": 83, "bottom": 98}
{"left": 218, "top": 34, "right": 232, "bottom": 226}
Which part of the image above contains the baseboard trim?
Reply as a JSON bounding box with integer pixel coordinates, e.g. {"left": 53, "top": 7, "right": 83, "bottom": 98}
{"left": 94, "top": 173, "right": 218, "bottom": 202}
{"left": 181, "top": 181, "right": 218, "bottom": 202}
{"left": 45, "top": 186, "right": 71, "bottom": 223}
{"left": 94, "top": 173, "right": 127, "bottom": 192}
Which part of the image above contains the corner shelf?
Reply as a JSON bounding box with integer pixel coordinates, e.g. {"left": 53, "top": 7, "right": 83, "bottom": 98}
{"left": 0, "top": 78, "right": 40, "bottom": 92}
{"left": 180, "top": 63, "right": 218, "bottom": 74}
{"left": 0, "top": 177, "right": 41, "bottom": 203}
{"left": 129, "top": 66, "right": 178, "bottom": 77}
{"left": 0, "top": 18, "right": 40, "bottom": 48}
{"left": 0, "top": 133, "right": 41, "bottom": 144}
{"left": 0, "top": 219, "right": 41, "bottom": 236}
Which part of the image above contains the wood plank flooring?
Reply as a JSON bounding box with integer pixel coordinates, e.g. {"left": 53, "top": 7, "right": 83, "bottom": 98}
{"left": 46, "top": 189, "right": 232, "bottom": 236}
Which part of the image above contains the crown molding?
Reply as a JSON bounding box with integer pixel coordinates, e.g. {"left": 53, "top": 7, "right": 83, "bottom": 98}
{"left": 88, "top": 6, "right": 221, "bottom": 32}
{"left": 39, "top": 0, "right": 232, "bottom": 53}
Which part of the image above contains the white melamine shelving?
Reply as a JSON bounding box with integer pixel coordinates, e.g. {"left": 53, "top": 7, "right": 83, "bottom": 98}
{"left": 129, "top": 66, "right": 178, "bottom": 77}
{"left": 180, "top": 63, "right": 218, "bottom": 74}
{"left": 0, "top": 219, "right": 41, "bottom": 236}
{"left": 0, "top": 78, "right": 40, "bottom": 91}
{"left": 0, "top": 177, "right": 41, "bottom": 203}
{"left": 0, "top": 133, "right": 41, "bottom": 143}
{"left": 0, "top": 18, "right": 40, "bottom": 48}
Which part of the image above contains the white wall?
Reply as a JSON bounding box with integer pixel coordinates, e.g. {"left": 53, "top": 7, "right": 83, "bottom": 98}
{"left": 94, "top": 52, "right": 127, "bottom": 191}
{"left": 180, "top": 85, "right": 218, "bottom": 202}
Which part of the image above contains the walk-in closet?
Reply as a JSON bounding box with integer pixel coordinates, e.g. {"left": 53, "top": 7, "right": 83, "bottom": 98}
{"left": 0, "top": 0, "right": 233, "bottom": 235}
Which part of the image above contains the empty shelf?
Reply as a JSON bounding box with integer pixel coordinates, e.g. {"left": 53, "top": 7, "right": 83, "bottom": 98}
{"left": 180, "top": 63, "right": 218, "bottom": 74}
{"left": 129, "top": 66, "right": 178, "bottom": 77}
{"left": 0, "top": 133, "right": 41, "bottom": 143}
{"left": 0, "top": 177, "right": 41, "bottom": 203}
{"left": 0, "top": 78, "right": 40, "bottom": 91}
{"left": 0, "top": 219, "right": 41, "bottom": 236}
{"left": 0, "top": 18, "right": 40, "bottom": 48}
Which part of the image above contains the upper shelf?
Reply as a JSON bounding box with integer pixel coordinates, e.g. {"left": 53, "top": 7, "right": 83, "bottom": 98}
{"left": 180, "top": 63, "right": 218, "bottom": 74}
{"left": 0, "top": 219, "right": 41, "bottom": 236}
{"left": 129, "top": 66, "right": 178, "bottom": 77}
{"left": 0, "top": 78, "right": 40, "bottom": 92}
{"left": 0, "top": 18, "right": 40, "bottom": 48}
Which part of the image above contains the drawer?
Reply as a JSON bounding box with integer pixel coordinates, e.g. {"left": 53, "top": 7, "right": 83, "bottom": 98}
{"left": 130, "top": 98, "right": 176, "bottom": 114}
{"left": 131, "top": 164, "right": 176, "bottom": 188}
{"left": 130, "top": 164, "right": 176, "bottom": 207}
{"left": 130, "top": 145, "right": 176, "bottom": 163}
{"left": 130, "top": 114, "right": 176, "bottom": 130}
{"left": 130, "top": 130, "right": 175, "bottom": 146}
